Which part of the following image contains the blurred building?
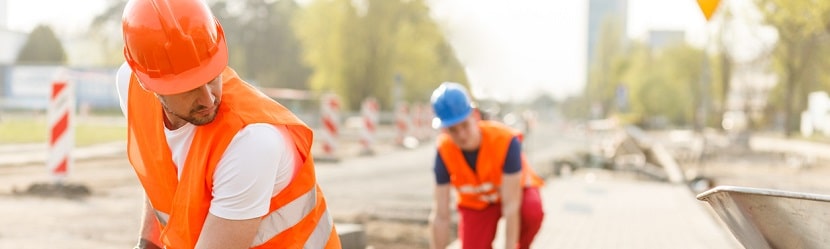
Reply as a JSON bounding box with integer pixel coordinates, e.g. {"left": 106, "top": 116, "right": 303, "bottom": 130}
{"left": 0, "top": 0, "right": 120, "bottom": 112}
{"left": 586, "top": 0, "right": 628, "bottom": 71}
{"left": 647, "top": 30, "right": 685, "bottom": 51}
{"left": 2, "top": 66, "right": 119, "bottom": 111}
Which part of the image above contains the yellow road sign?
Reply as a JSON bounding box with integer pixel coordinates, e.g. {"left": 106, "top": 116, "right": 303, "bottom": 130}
{"left": 696, "top": 0, "right": 721, "bottom": 21}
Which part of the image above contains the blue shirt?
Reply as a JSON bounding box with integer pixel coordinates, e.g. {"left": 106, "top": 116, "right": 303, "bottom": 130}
{"left": 434, "top": 136, "right": 522, "bottom": 184}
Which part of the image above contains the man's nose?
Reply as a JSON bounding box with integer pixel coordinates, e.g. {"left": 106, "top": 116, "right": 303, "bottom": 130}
{"left": 194, "top": 85, "right": 215, "bottom": 106}
{"left": 452, "top": 127, "right": 468, "bottom": 138}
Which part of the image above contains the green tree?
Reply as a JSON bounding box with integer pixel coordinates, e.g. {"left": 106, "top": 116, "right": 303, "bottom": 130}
{"left": 89, "top": 0, "right": 127, "bottom": 66}
{"left": 610, "top": 41, "right": 715, "bottom": 127}
{"left": 585, "top": 18, "right": 626, "bottom": 119}
{"left": 294, "top": 0, "right": 358, "bottom": 103}
{"left": 655, "top": 44, "right": 708, "bottom": 125}
{"left": 295, "top": 0, "right": 467, "bottom": 110}
{"left": 16, "top": 25, "right": 67, "bottom": 65}
{"left": 213, "top": 0, "right": 311, "bottom": 89}
{"left": 586, "top": 15, "right": 721, "bottom": 128}
{"left": 756, "top": 0, "right": 830, "bottom": 136}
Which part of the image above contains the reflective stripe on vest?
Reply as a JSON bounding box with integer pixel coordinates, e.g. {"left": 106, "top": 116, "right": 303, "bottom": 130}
{"left": 153, "top": 186, "right": 324, "bottom": 247}
{"left": 479, "top": 193, "right": 499, "bottom": 203}
{"left": 302, "top": 209, "right": 333, "bottom": 249}
{"left": 457, "top": 182, "right": 499, "bottom": 204}
{"left": 456, "top": 182, "right": 495, "bottom": 194}
{"left": 251, "top": 186, "right": 318, "bottom": 246}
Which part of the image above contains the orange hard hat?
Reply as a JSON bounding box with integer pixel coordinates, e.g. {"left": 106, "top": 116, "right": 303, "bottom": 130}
{"left": 122, "top": 0, "right": 228, "bottom": 95}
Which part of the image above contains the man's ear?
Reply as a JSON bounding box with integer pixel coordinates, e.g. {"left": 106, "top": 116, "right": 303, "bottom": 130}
{"left": 472, "top": 108, "right": 482, "bottom": 121}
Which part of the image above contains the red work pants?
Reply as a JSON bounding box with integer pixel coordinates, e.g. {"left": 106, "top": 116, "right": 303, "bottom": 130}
{"left": 457, "top": 187, "right": 544, "bottom": 249}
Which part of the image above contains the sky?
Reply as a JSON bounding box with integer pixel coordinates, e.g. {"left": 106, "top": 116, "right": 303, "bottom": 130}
{"left": 5, "top": 0, "right": 108, "bottom": 35}
{"left": 428, "top": 0, "right": 715, "bottom": 102}
{"left": 4, "top": 0, "right": 733, "bottom": 102}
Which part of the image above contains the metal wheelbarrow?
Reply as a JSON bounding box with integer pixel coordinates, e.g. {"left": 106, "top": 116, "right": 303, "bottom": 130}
{"left": 697, "top": 186, "right": 830, "bottom": 249}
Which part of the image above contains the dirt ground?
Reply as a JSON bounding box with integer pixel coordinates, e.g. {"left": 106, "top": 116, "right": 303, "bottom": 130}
{"left": 0, "top": 157, "right": 436, "bottom": 249}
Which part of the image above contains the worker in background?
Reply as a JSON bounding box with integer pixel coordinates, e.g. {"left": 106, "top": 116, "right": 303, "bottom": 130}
{"left": 116, "top": 0, "right": 340, "bottom": 248}
{"left": 428, "top": 82, "right": 545, "bottom": 249}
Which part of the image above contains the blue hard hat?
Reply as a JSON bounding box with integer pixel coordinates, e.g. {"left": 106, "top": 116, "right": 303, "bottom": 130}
{"left": 431, "top": 82, "right": 473, "bottom": 129}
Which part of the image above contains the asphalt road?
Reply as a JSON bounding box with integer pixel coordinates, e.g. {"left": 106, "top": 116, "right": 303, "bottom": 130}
{"left": 0, "top": 121, "right": 579, "bottom": 248}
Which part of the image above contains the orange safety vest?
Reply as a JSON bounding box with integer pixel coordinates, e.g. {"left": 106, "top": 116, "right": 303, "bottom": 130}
{"left": 437, "top": 121, "right": 544, "bottom": 210}
{"left": 126, "top": 67, "right": 340, "bottom": 249}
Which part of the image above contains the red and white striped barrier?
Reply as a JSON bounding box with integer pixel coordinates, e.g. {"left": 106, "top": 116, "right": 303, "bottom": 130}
{"left": 395, "top": 102, "right": 413, "bottom": 146}
{"left": 48, "top": 75, "right": 74, "bottom": 182}
{"left": 319, "top": 94, "right": 340, "bottom": 158}
{"left": 411, "top": 104, "right": 425, "bottom": 140}
{"left": 360, "top": 97, "right": 379, "bottom": 154}
{"left": 415, "top": 103, "right": 434, "bottom": 140}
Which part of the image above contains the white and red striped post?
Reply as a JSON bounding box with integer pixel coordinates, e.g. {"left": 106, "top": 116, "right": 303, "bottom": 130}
{"left": 319, "top": 94, "right": 340, "bottom": 159}
{"left": 410, "top": 104, "right": 424, "bottom": 141}
{"left": 395, "top": 102, "right": 413, "bottom": 147}
{"left": 416, "top": 102, "right": 434, "bottom": 141}
{"left": 359, "top": 97, "right": 379, "bottom": 155}
{"left": 48, "top": 76, "right": 74, "bottom": 182}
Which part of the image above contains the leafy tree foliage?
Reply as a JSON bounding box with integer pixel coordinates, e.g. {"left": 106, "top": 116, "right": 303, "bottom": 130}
{"left": 583, "top": 21, "right": 718, "bottom": 128}
{"left": 295, "top": 0, "right": 467, "bottom": 110}
{"left": 213, "top": 0, "right": 311, "bottom": 90}
{"left": 16, "top": 25, "right": 67, "bottom": 65}
{"left": 585, "top": 18, "right": 626, "bottom": 119}
{"left": 88, "top": 0, "right": 127, "bottom": 66}
{"left": 755, "top": 0, "right": 830, "bottom": 136}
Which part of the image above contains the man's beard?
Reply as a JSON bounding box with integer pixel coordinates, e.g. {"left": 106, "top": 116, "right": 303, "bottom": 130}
{"left": 163, "top": 101, "right": 220, "bottom": 126}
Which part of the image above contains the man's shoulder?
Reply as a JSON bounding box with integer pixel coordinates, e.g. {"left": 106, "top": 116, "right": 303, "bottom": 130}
{"left": 116, "top": 62, "right": 132, "bottom": 86}
{"left": 115, "top": 62, "right": 133, "bottom": 98}
{"left": 228, "top": 123, "right": 287, "bottom": 149}
{"left": 115, "top": 62, "right": 133, "bottom": 117}
{"left": 481, "top": 121, "right": 520, "bottom": 139}
{"left": 435, "top": 133, "right": 453, "bottom": 147}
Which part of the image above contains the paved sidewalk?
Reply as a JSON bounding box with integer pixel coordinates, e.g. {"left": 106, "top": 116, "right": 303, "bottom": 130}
{"left": 529, "top": 170, "right": 741, "bottom": 249}
{"left": 453, "top": 169, "right": 741, "bottom": 249}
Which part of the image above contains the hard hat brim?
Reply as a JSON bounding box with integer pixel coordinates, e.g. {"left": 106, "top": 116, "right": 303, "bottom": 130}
{"left": 432, "top": 107, "right": 472, "bottom": 129}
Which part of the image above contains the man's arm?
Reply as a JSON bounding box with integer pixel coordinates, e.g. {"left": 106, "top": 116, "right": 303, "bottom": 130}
{"left": 196, "top": 124, "right": 287, "bottom": 248}
{"left": 136, "top": 197, "right": 162, "bottom": 249}
{"left": 430, "top": 184, "right": 452, "bottom": 249}
{"left": 195, "top": 214, "right": 261, "bottom": 249}
{"left": 501, "top": 172, "right": 522, "bottom": 249}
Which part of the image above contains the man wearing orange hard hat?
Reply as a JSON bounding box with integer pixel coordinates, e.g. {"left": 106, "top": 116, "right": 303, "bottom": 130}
{"left": 115, "top": 0, "right": 340, "bottom": 248}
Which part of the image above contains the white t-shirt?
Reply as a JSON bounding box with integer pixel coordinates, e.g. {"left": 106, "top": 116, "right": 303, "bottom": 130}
{"left": 116, "top": 63, "right": 295, "bottom": 220}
